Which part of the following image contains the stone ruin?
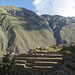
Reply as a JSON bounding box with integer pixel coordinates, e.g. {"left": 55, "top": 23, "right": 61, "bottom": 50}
{"left": 9, "top": 51, "right": 75, "bottom": 75}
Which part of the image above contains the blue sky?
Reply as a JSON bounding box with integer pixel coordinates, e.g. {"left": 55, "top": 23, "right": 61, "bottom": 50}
{"left": 0, "top": 0, "right": 37, "bottom": 12}
{"left": 0, "top": 0, "right": 75, "bottom": 17}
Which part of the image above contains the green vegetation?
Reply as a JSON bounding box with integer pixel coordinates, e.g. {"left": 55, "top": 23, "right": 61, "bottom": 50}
{"left": 32, "top": 42, "right": 75, "bottom": 53}
{"left": 60, "top": 46, "right": 75, "bottom": 53}
{"left": 0, "top": 54, "right": 14, "bottom": 75}
{"left": 35, "top": 46, "right": 63, "bottom": 52}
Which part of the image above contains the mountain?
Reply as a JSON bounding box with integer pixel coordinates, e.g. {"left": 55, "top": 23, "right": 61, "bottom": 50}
{"left": 0, "top": 6, "right": 75, "bottom": 54}
{"left": 42, "top": 15, "right": 75, "bottom": 44}
{"left": 0, "top": 6, "right": 56, "bottom": 54}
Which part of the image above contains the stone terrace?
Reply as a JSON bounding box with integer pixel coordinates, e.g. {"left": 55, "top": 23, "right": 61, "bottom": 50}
{"left": 10, "top": 52, "right": 75, "bottom": 75}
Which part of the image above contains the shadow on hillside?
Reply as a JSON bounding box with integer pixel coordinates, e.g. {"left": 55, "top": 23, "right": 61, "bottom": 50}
{"left": 49, "top": 17, "right": 67, "bottom": 44}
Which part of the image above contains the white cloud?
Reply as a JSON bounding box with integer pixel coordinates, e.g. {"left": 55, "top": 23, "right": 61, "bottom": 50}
{"left": 33, "top": 0, "right": 75, "bottom": 17}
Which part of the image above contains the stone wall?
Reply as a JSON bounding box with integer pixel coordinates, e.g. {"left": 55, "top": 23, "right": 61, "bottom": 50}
{"left": 10, "top": 52, "right": 75, "bottom": 75}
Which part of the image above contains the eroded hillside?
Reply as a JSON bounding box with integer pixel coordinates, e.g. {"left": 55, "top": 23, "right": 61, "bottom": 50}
{"left": 42, "top": 15, "right": 75, "bottom": 44}
{"left": 0, "top": 6, "right": 56, "bottom": 54}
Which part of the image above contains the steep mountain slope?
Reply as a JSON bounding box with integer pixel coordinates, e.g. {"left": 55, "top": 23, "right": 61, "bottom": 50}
{"left": 42, "top": 15, "right": 75, "bottom": 44}
{"left": 0, "top": 6, "right": 75, "bottom": 55}
{"left": 0, "top": 6, "right": 56, "bottom": 54}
